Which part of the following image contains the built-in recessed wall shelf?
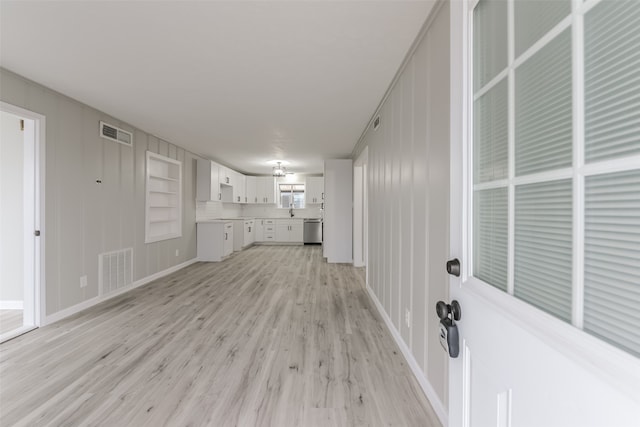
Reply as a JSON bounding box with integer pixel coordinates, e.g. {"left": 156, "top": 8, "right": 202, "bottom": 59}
{"left": 145, "top": 151, "right": 182, "bottom": 243}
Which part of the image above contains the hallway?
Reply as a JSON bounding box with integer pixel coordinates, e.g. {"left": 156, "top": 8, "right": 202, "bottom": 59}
{"left": 0, "top": 246, "right": 440, "bottom": 426}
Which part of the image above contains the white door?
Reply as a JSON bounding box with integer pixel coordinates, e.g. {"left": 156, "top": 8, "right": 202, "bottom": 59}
{"left": 449, "top": 1, "right": 640, "bottom": 426}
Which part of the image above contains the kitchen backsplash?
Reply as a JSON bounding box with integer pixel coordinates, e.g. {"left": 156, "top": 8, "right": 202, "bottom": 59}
{"left": 196, "top": 202, "right": 322, "bottom": 221}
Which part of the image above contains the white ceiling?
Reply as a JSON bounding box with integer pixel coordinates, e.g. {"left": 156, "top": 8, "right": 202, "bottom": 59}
{"left": 0, "top": 1, "right": 435, "bottom": 175}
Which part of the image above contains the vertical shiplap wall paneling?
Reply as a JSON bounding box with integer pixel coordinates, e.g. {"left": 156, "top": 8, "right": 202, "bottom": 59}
{"left": 400, "top": 63, "right": 414, "bottom": 346}
{"left": 377, "top": 100, "right": 393, "bottom": 316}
{"left": 412, "top": 34, "right": 429, "bottom": 373}
{"left": 359, "top": 2, "right": 449, "bottom": 410}
{"left": 133, "top": 130, "right": 148, "bottom": 280}
{"left": 58, "top": 98, "right": 85, "bottom": 309}
{"left": 425, "top": 5, "right": 450, "bottom": 404}
{"left": 389, "top": 85, "right": 403, "bottom": 330}
{"left": 118, "top": 119, "right": 135, "bottom": 282}
{"left": 81, "top": 107, "right": 103, "bottom": 301}
{"left": 0, "top": 68, "right": 201, "bottom": 318}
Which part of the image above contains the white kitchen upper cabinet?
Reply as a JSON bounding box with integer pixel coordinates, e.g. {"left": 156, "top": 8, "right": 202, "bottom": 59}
{"left": 196, "top": 159, "right": 220, "bottom": 201}
{"left": 219, "top": 165, "right": 232, "bottom": 187}
{"left": 256, "top": 177, "right": 276, "bottom": 204}
{"left": 305, "top": 176, "right": 324, "bottom": 204}
{"left": 246, "top": 176, "right": 257, "bottom": 204}
{"left": 233, "top": 172, "right": 246, "bottom": 203}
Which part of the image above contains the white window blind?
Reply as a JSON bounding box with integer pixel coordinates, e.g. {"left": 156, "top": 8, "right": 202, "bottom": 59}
{"left": 475, "top": 79, "right": 509, "bottom": 183}
{"left": 584, "top": 170, "right": 640, "bottom": 357}
{"left": 584, "top": 0, "right": 640, "bottom": 162}
{"left": 514, "top": 180, "right": 573, "bottom": 322}
{"left": 474, "top": 188, "right": 508, "bottom": 291}
{"left": 472, "top": 0, "right": 640, "bottom": 358}
{"left": 515, "top": 29, "right": 573, "bottom": 176}
{"left": 514, "top": 0, "right": 571, "bottom": 57}
{"left": 473, "top": 0, "right": 507, "bottom": 89}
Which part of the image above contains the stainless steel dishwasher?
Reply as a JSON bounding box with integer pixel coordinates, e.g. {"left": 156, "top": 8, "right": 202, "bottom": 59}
{"left": 303, "top": 218, "right": 322, "bottom": 244}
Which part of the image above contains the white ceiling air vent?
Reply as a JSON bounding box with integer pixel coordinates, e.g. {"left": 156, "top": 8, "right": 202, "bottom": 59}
{"left": 373, "top": 115, "right": 381, "bottom": 131}
{"left": 100, "top": 121, "right": 133, "bottom": 147}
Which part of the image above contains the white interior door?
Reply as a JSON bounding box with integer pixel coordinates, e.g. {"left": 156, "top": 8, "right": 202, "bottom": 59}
{"left": 449, "top": 1, "right": 640, "bottom": 426}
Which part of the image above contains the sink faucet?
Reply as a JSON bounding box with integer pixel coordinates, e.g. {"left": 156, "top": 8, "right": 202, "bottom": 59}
{"left": 289, "top": 207, "right": 294, "bottom": 217}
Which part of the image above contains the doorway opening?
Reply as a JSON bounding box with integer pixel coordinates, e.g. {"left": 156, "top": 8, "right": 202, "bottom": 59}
{"left": 0, "top": 102, "right": 45, "bottom": 343}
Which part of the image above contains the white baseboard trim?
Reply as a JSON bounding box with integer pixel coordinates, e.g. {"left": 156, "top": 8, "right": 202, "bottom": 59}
{"left": 365, "top": 284, "right": 448, "bottom": 426}
{"left": 43, "top": 258, "right": 199, "bottom": 326}
{"left": 0, "top": 301, "right": 24, "bottom": 310}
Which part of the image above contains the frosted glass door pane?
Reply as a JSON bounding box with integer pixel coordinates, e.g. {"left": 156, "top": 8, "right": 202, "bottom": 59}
{"left": 584, "top": 170, "right": 640, "bottom": 357}
{"left": 515, "top": 29, "right": 572, "bottom": 176}
{"left": 514, "top": 180, "right": 573, "bottom": 321}
{"left": 585, "top": 0, "right": 640, "bottom": 162}
{"left": 474, "top": 0, "right": 508, "bottom": 89}
{"left": 474, "top": 79, "right": 508, "bottom": 183}
{"left": 514, "top": 0, "right": 571, "bottom": 57}
{"left": 474, "top": 188, "right": 508, "bottom": 291}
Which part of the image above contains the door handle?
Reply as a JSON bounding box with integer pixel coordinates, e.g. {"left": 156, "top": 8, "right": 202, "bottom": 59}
{"left": 436, "top": 300, "right": 461, "bottom": 358}
{"left": 436, "top": 300, "right": 461, "bottom": 321}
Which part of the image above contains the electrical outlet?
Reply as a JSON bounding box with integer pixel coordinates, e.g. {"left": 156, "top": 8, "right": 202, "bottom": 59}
{"left": 405, "top": 308, "right": 411, "bottom": 328}
{"left": 80, "top": 275, "right": 87, "bottom": 288}
{"left": 175, "top": 249, "right": 179, "bottom": 257}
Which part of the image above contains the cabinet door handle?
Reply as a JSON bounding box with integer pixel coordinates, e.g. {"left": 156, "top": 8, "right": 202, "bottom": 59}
{"left": 249, "top": 226, "right": 251, "bottom": 232}
{"left": 225, "top": 232, "right": 228, "bottom": 240}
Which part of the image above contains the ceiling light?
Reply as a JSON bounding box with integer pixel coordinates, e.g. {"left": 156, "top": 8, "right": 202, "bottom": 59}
{"left": 272, "top": 162, "right": 287, "bottom": 177}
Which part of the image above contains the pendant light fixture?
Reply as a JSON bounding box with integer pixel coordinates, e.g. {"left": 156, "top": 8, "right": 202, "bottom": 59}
{"left": 272, "top": 162, "right": 287, "bottom": 177}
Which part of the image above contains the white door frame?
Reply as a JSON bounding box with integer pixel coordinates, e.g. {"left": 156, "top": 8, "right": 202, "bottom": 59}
{"left": 0, "top": 101, "right": 46, "bottom": 333}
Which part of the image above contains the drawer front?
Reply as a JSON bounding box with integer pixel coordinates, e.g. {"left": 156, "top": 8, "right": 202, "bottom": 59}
{"left": 264, "top": 219, "right": 275, "bottom": 225}
{"left": 263, "top": 233, "right": 275, "bottom": 241}
{"left": 265, "top": 226, "right": 275, "bottom": 232}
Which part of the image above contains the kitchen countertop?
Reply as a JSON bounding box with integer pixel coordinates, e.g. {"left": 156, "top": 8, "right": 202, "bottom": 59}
{"left": 197, "top": 217, "right": 322, "bottom": 223}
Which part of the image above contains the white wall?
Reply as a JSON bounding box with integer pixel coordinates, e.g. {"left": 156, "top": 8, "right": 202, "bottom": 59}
{"left": 353, "top": 2, "right": 450, "bottom": 420}
{"left": 0, "top": 111, "right": 24, "bottom": 303}
{"left": 0, "top": 68, "right": 201, "bottom": 318}
{"left": 324, "top": 159, "right": 353, "bottom": 263}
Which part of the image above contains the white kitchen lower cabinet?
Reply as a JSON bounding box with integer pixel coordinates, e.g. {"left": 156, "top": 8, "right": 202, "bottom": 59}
{"left": 228, "top": 219, "right": 256, "bottom": 251}
{"left": 275, "top": 219, "right": 303, "bottom": 243}
{"left": 254, "top": 218, "right": 302, "bottom": 243}
{"left": 197, "top": 221, "right": 233, "bottom": 262}
{"left": 244, "top": 220, "right": 255, "bottom": 246}
{"left": 261, "top": 219, "right": 276, "bottom": 242}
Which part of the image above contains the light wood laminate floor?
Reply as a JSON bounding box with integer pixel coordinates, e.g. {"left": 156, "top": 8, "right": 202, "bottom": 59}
{"left": 0, "top": 310, "right": 23, "bottom": 336}
{"left": 0, "top": 246, "right": 441, "bottom": 426}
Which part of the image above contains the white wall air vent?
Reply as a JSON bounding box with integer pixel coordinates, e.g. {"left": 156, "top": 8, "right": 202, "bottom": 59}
{"left": 99, "top": 248, "right": 133, "bottom": 295}
{"left": 373, "top": 115, "right": 381, "bottom": 130}
{"left": 100, "top": 121, "right": 133, "bottom": 147}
